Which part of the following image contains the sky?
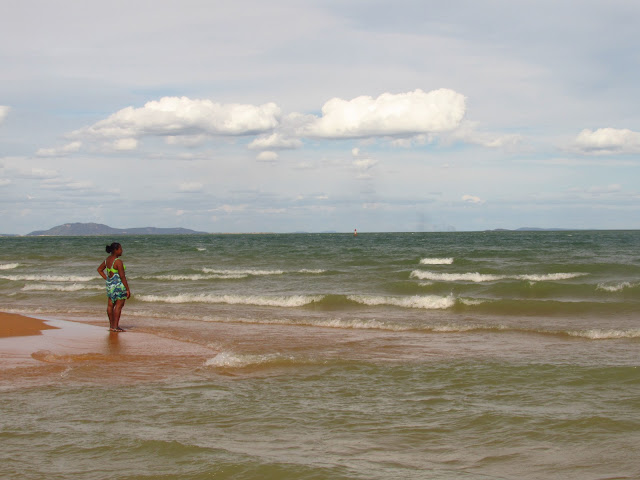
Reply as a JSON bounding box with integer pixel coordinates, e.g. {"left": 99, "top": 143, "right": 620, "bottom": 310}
{"left": 1, "top": 0, "right": 640, "bottom": 234}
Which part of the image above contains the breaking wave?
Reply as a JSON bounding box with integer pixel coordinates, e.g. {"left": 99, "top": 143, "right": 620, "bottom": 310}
{"left": 410, "top": 271, "right": 587, "bottom": 283}
{"left": 140, "top": 273, "right": 248, "bottom": 280}
{"left": 204, "top": 351, "right": 298, "bottom": 369}
{"left": 420, "top": 257, "right": 454, "bottom": 265}
{"left": 136, "top": 293, "right": 324, "bottom": 307}
{"left": 22, "top": 283, "right": 103, "bottom": 292}
{"left": 567, "top": 329, "right": 640, "bottom": 340}
{"left": 201, "top": 268, "right": 325, "bottom": 276}
{"left": 347, "top": 294, "right": 455, "bottom": 310}
{"left": 0, "top": 274, "right": 95, "bottom": 282}
{"left": 596, "top": 282, "right": 636, "bottom": 292}
{"left": 0, "top": 263, "right": 19, "bottom": 270}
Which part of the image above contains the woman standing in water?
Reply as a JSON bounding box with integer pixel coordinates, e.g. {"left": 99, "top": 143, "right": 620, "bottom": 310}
{"left": 97, "top": 242, "right": 131, "bottom": 332}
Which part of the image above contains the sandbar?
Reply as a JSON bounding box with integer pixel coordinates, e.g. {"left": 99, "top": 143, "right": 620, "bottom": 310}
{"left": 0, "top": 311, "right": 216, "bottom": 382}
{"left": 0, "top": 312, "right": 59, "bottom": 338}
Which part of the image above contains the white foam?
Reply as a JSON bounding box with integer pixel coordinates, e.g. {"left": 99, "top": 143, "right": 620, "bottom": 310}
{"left": 347, "top": 294, "right": 455, "bottom": 310}
{"left": 597, "top": 282, "right": 635, "bottom": 292}
{"left": 201, "top": 268, "right": 325, "bottom": 276}
{"left": 420, "top": 257, "right": 454, "bottom": 265}
{"left": 141, "top": 273, "right": 248, "bottom": 281}
{"left": 568, "top": 329, "right": 640, "bottom": 340}
{"left": 515, "top": 273, "right": 587, "bottom": 281}
{"left": 0, "top": 274, "right": 95, "bottom": 282}
{"left": 0, "top": 263, "right": 19, "bottom": 270}
{"left": 411, "top": 271, "right": 503, "bottom": 282}
{"left": 202, "top": 268, "right": 284, "bottom": 276}
{"left": 22, "top": 283, "right": 103, "bottom": 292}
{"left": 137, "top": 293, "right": 324, "bottom": 307}
{"left": 204, "top": 351, "right": 293, "bottom": 368}
{"left": 196, "top": 247, "right": 207, "bottom": 251}
{"left": 410, "top": 270, "right": 587, "bottom": 283}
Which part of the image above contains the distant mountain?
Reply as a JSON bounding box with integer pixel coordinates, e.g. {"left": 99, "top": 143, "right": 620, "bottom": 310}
{"left": 27, "top": 223, "right": 207, "bottom": 236}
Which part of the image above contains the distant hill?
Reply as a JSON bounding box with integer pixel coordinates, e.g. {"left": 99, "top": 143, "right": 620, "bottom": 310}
{"left": 27, "top": 223, "right": 207, "bottom": 236}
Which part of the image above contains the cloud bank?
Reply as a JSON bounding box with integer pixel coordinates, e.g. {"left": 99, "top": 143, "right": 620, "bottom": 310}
{"left": 37, "top": 88, "right": 527, "bottom": 159}
{"left": 70, "top": 96, "right": 282, "bottom": 149}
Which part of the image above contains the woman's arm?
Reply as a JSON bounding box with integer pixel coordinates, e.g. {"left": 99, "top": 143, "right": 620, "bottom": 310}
{"left": 116, "top": 259, "right": 131, "bottom": 298}
{"left": 97, "top": 261, "right": 107, "bottom": 280}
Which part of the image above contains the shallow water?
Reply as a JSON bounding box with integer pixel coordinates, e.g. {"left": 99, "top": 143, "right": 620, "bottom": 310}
{"left": 1, "top": 231, "right": 639, "bottom": 479}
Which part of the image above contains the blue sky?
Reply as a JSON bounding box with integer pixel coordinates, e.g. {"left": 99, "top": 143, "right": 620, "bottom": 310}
{"left": 1, "top": 0, "right": 639, "bottom": 234}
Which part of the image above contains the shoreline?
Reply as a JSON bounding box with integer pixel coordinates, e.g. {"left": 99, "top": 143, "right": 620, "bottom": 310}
{"left": 0, "top": 312, "right": 60, "bottom": 338}
{"left": 0, "top": 311, "right": 216, "bottom": 381}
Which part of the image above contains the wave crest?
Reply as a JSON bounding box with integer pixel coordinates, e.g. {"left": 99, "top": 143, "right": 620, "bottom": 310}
{"left": 596, "top": 282, "right": 636, "bottom": 292}
{"left": 137, "top": 293, "right": 324, "bottom": 307}
{"left": 347, "top": 294, "right": 455, "bottom": 310}
{"left": 204, "top": 351, "right": 296, "bottom": 368}
{"left": 1, "top": 274, "right": 95, "bottom": 282}
{"left": 22, "top": 283, "right": 103, "bottom": 292}
{"left": 410, "top": 271, "right": 587, "bottom": 283}
{"left": 420, "top": 257, "right": 454, "bottom": 265}
{"left": 0, "top": 263, "right": 19, "bottom": 270}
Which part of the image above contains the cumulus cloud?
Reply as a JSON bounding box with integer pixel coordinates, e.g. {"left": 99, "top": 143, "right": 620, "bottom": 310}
{"left": 0, "top": 106, "right": 9, "bottom": 124}
{"left": 69, "top": 96, "right": 282, "bottom": 148}
{"left": 462, "top": 194, "right": 484, "bottom": 204}
{"left": 572, "top": 128, "right": 640, "bottom": 155}
{"left": 248, "top": 133, "right": 302, "bottom": 150}
{"left": 300, "top": 88, "right": 466, "bottom": 139}
{"left": 36, "top": 141, "right": 82, "bottom": 157}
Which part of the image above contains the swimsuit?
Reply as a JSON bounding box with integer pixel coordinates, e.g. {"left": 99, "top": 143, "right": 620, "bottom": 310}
{"left": 105, "top": 257, "right": 127, "bottom": 302}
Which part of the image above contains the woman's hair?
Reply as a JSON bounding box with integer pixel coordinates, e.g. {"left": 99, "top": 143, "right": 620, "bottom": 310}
{"left": 106, "top": 242, "right": 121, "bottom": 254}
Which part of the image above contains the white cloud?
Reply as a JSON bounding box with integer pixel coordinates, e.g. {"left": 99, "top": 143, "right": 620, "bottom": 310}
{"left": 248, "top": 133, "right": 302, "bottom": 150}
{"left": 178, "top": 182, "right": 204, "bottom": 192}
{"left": 69, "top": 96, "right": 282, "bottom": 148}
{"left": 113, "top": 138, "right": 138, "bottom": 151}
{"left": 572, "top": 128, "right": 640, "bottom": 155}
{"left": 0, "top": 106, "right": 9, "bottom": 124}
{"left": 300, "top": 88, "right": 466, "bottom": 139}
{"left": 36, "top": 141, "right": 82, "bottom": 157}
{"left": 462, "top": 194, "right": 484, "bottom": 204}
{"left": 257, "top": 151, "right": 279, "bottom": 162}
{"left": 0, "top": 178, "right": 11, "bottom": 186}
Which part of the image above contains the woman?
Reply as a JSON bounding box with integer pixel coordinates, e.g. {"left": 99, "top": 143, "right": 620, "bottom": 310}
{"left": 97, "top": 242, "right": 131, "bottom": 332}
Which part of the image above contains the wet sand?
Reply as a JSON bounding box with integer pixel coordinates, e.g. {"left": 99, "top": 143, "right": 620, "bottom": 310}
{"left": 0, "top": 311, "right": 217, "bottom": 383}
{"left": 0, "top": 312, "right": 59, "bottom": 338}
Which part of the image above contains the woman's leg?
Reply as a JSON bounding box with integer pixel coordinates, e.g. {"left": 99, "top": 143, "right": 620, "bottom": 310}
{"left": 113, "top": 299, "right": 126, "bottom": 331}
{"left": 107, "top": 298, "right": 114, "bottom": 330}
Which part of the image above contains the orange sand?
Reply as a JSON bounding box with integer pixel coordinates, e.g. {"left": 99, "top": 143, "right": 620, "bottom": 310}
{"left": 0, "top": 312, "right": 216, "bottom": 382}
{"left": 0, "top": 312, "right": 60, "bottom": 338}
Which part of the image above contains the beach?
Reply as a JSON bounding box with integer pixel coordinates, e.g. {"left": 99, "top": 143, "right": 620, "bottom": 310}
{"left": 1, "top": 231, "right": 639, "bottom": 479}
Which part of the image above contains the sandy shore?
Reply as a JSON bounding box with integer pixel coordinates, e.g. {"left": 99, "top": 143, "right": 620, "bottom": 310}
{"left": 0, "top": 312, "right": 60, "bottom": 338}
{"left": 0, "top": 311, "right": 216, "bottom": 382}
